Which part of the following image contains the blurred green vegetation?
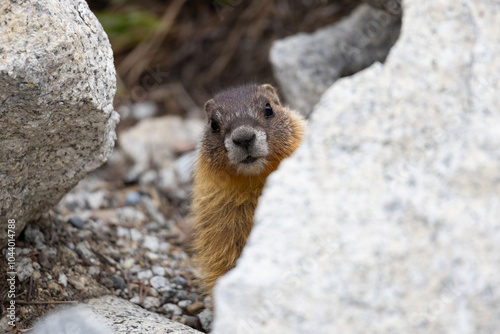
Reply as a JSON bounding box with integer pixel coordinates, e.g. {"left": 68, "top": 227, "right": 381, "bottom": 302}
{"left": 88, "top": 0, "right": 360, "bottom": 115}
{"left": 96, "top": 10, "right": 160, "bottom": 54}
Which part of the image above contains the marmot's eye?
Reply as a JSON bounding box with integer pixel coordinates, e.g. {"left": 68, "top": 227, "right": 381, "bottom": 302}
{"left": 264, "top": 103, "right": 274, "bottom": 118}
{"left": 210, "top": 118, "right": 220, "bottom": 133}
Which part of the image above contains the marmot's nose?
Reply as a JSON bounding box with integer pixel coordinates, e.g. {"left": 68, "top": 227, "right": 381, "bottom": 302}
{"left": 232, "top": 130, "right": 256, "bottom": 150}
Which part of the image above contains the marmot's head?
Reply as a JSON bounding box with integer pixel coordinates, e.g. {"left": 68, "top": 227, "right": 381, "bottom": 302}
{"left": 200, "top": 84, "right": 305, "bottom": 177}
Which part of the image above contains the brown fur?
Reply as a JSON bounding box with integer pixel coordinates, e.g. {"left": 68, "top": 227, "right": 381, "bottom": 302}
{"left": 191, "top": 84, "right": 305, "bottom": 294}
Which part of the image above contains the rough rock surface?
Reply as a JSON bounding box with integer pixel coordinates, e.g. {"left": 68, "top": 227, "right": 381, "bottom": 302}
{"left": 214, "top": 0, "right": 500, "bottom": 333}
{"left": 270, "top": 3, "right": 401, "bottom": 116}
{"left": 0, "top": 0, "right": 118, "bottom": 247}
{"left": 33, "top": 295, "right": 201, "bottom": 333}
{"left": 33, "top": 307, "right": 110, "bottom": 334}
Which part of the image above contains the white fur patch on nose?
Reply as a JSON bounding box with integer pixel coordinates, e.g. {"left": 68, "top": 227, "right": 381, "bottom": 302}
{"left": 225, "top": 125, "right": 268, "bottom": 167}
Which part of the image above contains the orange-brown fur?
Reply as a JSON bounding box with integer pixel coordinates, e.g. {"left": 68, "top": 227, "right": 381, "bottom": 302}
{"left": 191, "top": 84, "right": 305, "bottom": 294}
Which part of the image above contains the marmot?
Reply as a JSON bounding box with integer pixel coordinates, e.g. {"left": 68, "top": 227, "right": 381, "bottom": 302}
{"left": 191, "top": 83, "right": 305, "bottom": 294}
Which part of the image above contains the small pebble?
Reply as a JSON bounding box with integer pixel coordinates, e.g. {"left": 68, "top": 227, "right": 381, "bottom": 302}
{"left": 19, "top": 307, "right": 29, "bottom": 318}
{"left": 17, "top": 248, "right": 30, "bottom": 256}
{"left": 38, "top": 252, "right": 53, "bottom": 269}
{"left": 137, "top": 270, "right": 153, "bottom": 280}
{"left": 116, "top": 227, "right": 131, "bottom": 239}
{"left": 164, "top": 267, "right": 175, "bottom": 277}
{"left": 152, "top": 265, "right": 166, "bottom": 277}
{"left": 129, "top": 296, "right": 141, "bottom": 305}
{"left": 23, "top": 225, "right": 45, "bottom": 246}
{"left": 184, "top": 315, "right": 198, "bottom": 329}
{"left": 67, "top": 275, "right": 86, "bottom": 290}
{"left": 162, "top": 303, "right": 182, "bottom": 317}
{"left": 146, "top": 252, "right": 160, "bottom": 261}
{"left": 130, "top": 228, "right": 143, "bottom": 242}
{"left": 32, "top": 261, "right": 41, "bottom": 271}
{"left": 116, "top": 207, "right": 146, "bottom": 224}
{"left": 86, "top": 190, "right": 106, "bottom": 210}
{"left": 173, "top": 289, "right": 188, "bottom": 301}
{"left": 32, "top": 270, "right": 41, "bottom": 281}
{"left": 47, "top": 281, "right": 60, "bottom": 292}
{"left": 101, "top": 277, "right": 114, "bottom": 288}
{"left": 158, "top": 167, "right": 177, "bottom": 192}
{"left": 143, "top": 296, "right": 161, "bottom": 309}
{"left": 145, "top": 221, "right": 160, "bottom": 232}
{"left": 178, "top": 300, "right": 192, "bottom": 309}
{"left": 186, "top": 301, "right": 205, "bottom": 315}
{"left": 148, "top": 287, "right": 159, "bottom": 297}
{"left": 61, "top": 193, "right": 86, "bottom": 211}
{"left": 131, "top": 101, "right": 157, "bottom": 120}
{"left": 150, "top": 276, "right": 171, "bottom": 293}
{"left": 121, "top": 258, "right": 135, "bottom": 269}
{"left": 142, "top": 235, "right": 160, "bottom": 252}
{"left": 139, "top": 170, "right": 158, "bottom": 184}
{"left": 58, "top": 273, "right": 68, "bottom": 287}
{"left": 159, "top": 242, "right": 171, "bottom": 252}
{"left": 75, "top": 242, "right": 96, "bottom": 265}
{"left": 42, "top": 247, "right": 57, "bottom": 262}
{"left": 16, "top": 257, "right": 33, "bottom": 282}
{"left": 129, "top": 264, "right": 141, "bottom": 274}
{"left": 58, "top": 246, "right": 78, "bottom": 266}
{"left": 109, "top": 274, "right": 126, "bottom": 290}
{"left": 198, "top": 308, "right": 214, "bottom": 332}
{"left": 125, "top": 191, "right": 141, "bottom": 205}
{"left": 172, "top": 276, "right": 187, "bottom": 287}
{"left": 68, "top": 217, "right": 86, "bottom": 229}
{"left": 141, "top": 197, "right": 168, "bottom": 226}
{"left": 88, "top": 266, "right": 101, "bottom": 276}
{"left": 150, "top": 276, "right": 168, "bottom": 289}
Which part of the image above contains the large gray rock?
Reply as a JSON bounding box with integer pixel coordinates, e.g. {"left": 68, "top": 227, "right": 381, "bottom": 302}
{"left": 33, "top": 295, "right": 201, "bottom": 333}
{"left": 0, "top": 0, "right": 118, "bottom": 247}
{"left": 214, "top": 0, "right": 500, "bottom": 333}
{"left": 270, "top": 3, "right": 401, "bottom": 116}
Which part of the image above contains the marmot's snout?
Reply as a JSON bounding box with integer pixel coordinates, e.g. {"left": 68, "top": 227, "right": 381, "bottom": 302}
{"left": 232, "top": 127, "right": 255, "bottom": 150}
{"left": 225, "top": 125, "right": 269, "bottom": 175}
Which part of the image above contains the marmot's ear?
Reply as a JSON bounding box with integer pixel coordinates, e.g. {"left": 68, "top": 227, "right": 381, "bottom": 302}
{"left": 260, "top": 84, "right": 280, "bottom": 105}
{"left": 204, "top": 99, "right": 215, "bottom": 116}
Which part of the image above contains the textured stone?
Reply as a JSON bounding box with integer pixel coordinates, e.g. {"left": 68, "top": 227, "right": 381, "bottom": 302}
{"left": 150, "top": 275, "right": 172, "bottom": 293}
{"left": 0, "top": 0, "right": 118, "bottom": 247}
{"left": 163, "top": 303, "right": 183, "bottom": 317}
{"left": 186, "top": 301, "right": 205, "bottom": 315}
{"left": 33, "top": 296, "right": 201, "bottom": 333}
{"left": 198, "top": 308, "right": 213, "bottom": 332}
{"left": 58, "top": 246, "right": 78, "bottom": 267}
{"left": 86, "top": 296, "right": 200, "bottom": 334}
{"left": 270, "top": 4, "right": 401, "bottom": 116}
{"left": 16, "top": 257, "right": 33, "bottom": 282}
{"left": 33, "top": 307, "right": 110, "bottom": 334}
{"left": 214, "top": 0, "right": 500, "bottom": 333}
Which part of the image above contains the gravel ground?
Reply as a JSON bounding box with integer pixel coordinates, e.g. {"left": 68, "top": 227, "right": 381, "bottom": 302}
{"left": 0, "top": 115, "right": 213, "bottom": 333}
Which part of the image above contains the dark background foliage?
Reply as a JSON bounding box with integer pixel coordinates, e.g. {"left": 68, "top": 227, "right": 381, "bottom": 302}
{"left": 87, "top": 0, "right": 360, "bottom": 115}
